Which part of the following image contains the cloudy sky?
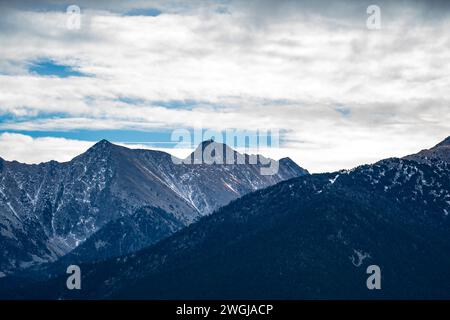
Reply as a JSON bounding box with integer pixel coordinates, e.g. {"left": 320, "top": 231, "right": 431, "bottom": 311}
{"left": 0, "top": 0, "right": 449, "bottom": 172}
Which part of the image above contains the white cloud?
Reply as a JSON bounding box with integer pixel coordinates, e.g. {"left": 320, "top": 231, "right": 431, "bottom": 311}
{"left": 0, "top": 132, "right": 192, "bottom": 164}
{"left": 0, "top": 133, "right": 95, "bottom": 163}
{"left": 0, "top": 1, "right": 449, "bottom": 172}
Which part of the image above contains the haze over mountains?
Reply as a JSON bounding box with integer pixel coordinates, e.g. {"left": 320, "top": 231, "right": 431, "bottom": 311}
{"left": 1, "top": 136, "right": 449, "bottom": 299}
{"left": 0, "top": 140, "right": 307, "bottom": 275}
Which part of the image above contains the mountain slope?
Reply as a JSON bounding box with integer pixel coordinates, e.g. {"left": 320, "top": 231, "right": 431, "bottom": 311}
{"left": 8, "top": 154, "right": 450, "bottom": 299}
{"left": 404, "top": 136, "right": 450, "bottom": 164}
{"left": 54, "top": 206, "right": 184, "bottom": 266}
{"left": 0, "top": 140, "right": 307, "bottom": 274}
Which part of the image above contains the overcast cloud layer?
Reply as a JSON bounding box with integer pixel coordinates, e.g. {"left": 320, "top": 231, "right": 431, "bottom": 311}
{"left": 0, "top": 0, "right": 449, "bottom": 172}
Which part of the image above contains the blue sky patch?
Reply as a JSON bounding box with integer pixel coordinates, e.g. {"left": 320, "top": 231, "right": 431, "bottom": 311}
{"left": 153, "top": 99, "right": 203, "bottom": 110}
{"left": 124, "top": 8, "right": 162, "bottom": 16}
{"left": 0, "top": 128, "right": 285, "bottom": 150}
{"left": 29, "top": 59, "right": 89, "bottom": 78}
{"left": 117, "top": 96, "right": 146, "bottom": 105}
{"left": 334, "top": 106, "right": 352, "bottom": 117}
{"left": 0, "top": 129, "right": 178, "bottom": 148}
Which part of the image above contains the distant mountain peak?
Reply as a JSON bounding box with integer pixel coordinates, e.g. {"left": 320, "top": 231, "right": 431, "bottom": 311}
{"left": 279, "top": 157, "right": 310, "bottom": 175}
{"left": 74, "top": 139, "right": 119, "bottom": 162}
{"left": 94, "top": 139, "right": 113, "bottom": 147}
{"left": 187, "top": 140, "right": 238, "bottom": 163}
{"left": 195, "top": 139, "right": 227, "bottom": 150}
{"left": 85, "top": 139, "right": 116, "bottom": 154}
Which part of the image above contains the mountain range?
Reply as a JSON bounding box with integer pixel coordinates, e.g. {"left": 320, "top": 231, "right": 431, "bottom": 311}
{"left": 0, "top": 140, "right": 307, "bottom": 276}
{"left": 1, "top": 136, "right": 449, "bottom": 299}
